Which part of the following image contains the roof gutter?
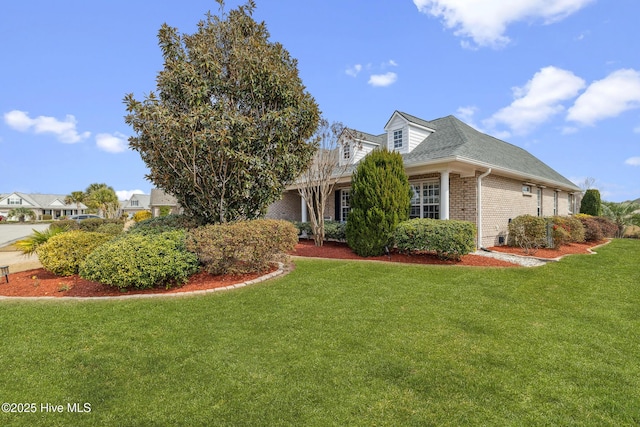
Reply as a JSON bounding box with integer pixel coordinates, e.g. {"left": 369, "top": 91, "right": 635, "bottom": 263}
{"left": 477, "top": 168, "right": 492, "bottom": 249}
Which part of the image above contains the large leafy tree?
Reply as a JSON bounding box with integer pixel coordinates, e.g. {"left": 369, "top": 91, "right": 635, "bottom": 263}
{"left": 345, "top": 148, "right": 411, "bottom": 257}
{"left": 124, "top": 0, "right": 319, "bottom": 224}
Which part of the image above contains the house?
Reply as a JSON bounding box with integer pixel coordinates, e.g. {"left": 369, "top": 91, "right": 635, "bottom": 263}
{"left": 266, "top": 111, "right": 582, "bottom": 248}
{"left": 0, "top": 192, "right": 88, "bottom": 220}
{"left": 120, "top": 193, "right": 151, "bottom": 218}
{"left": 149, "top": 188, "right": 181, "bottom": 217}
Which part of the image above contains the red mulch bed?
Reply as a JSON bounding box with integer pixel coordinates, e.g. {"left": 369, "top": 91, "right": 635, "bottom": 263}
{"left": 0, "top": 240, "right": 607, "bottom": 299}
{"left": 487, "top": 239, "right": 608, "bottom": 258}
{"left": 0, "top": 267, "right": 277, "bottom": 298}
{"left": 291, "top": 240, "right": 518, "bottom": 267}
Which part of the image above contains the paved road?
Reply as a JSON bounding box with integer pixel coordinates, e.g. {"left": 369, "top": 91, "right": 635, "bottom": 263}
{"left": 0, "top": 223, "right": 51, "bottom": 247}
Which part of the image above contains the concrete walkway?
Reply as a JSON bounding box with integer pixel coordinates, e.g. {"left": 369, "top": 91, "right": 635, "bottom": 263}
{"left": 472, "top": 249, "right": 548, "bottom": 267}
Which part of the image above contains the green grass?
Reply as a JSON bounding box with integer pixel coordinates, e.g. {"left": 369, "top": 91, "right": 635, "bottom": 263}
{"left": 1, "top": 239, "right": 639, "bottom": 426}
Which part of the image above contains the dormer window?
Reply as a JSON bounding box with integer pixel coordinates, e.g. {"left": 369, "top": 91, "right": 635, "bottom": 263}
{"left": 8, "top": 196, "right": 22, "bottom": 205}
{"left": 393, "top": 129, "right": 403, "bottom": 149}
{"left": 343, "top": 143, "right": 351, "bottom": 160}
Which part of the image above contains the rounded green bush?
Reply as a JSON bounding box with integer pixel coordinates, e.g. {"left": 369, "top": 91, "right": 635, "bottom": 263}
{"left": 80, "top": 230, "right": 199, "bottom": 289}
{"left": 394, "top": 218, "right": 476, "bottom": 261}
{"left": 187, "top": 219, "right": 297, "bottom": 275}
{"left": 36, "top": 230, "right": 114, "bottom": 276}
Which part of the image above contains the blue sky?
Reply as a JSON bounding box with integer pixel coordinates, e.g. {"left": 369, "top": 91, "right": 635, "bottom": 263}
{"left": 1, "top": 0, "right": 639, "bottom": 202}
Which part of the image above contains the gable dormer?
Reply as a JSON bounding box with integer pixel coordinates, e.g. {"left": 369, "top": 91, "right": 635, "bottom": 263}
{"left": 384, "top": 111, "right": 435, "bottom": 154}
{"left": 338, "top": 129, "right": 381, "bottom": 166}
{"left": 0, "top": 192, "right": 32, "bottom": 207}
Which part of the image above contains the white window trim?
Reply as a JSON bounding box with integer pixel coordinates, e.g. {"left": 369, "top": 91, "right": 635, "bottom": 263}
{"left": 393, "top": 129, "right": 403, "bottom": 150}
{"left": 410, "top": 180, "right": 440, "bottom": 219}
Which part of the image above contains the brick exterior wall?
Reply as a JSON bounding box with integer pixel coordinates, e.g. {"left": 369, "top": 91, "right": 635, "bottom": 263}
{"left": 265, "top": 191, "right": 301, "bottom": 221}
{"left": 267, "top": 172, "right": 579, "bottom": 248}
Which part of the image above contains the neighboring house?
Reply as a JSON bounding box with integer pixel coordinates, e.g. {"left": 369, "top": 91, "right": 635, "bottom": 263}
{"left": 149, "top": 188, "right": 181, "bottom": 217}
{"left": 266, "top": 111, "right": 582, "bottom": 248}
{"left": 0, "top": 192, "right": 88, "bottom": 220}
{"left": 120, "top": 193, "right": 151, "bottom": 218}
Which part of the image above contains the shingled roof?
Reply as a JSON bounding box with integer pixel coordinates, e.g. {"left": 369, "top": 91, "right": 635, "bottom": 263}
{"left": 398, "top": 113, "right": 580, "bottom": 190}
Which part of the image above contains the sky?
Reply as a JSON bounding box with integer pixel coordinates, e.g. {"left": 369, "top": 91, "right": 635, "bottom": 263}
{"left": 1, "top": 0, "right": 639, "bottom": 202}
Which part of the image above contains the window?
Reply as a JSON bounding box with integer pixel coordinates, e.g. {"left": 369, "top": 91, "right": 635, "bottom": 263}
{"left": 131, "top": 200, "right": 139, "bottom": 207}
{"left": 393, "top": 129, "right": 403, "bottom": 149}
{"left": 409, "top": 181, "right": 440, "bottom": 219}
{"left": 8, "top": 197, "right": 22, "bottom": 205}
{"left": 342, "top": 143, "right": 350, "bottom": 161}
{"left": 568, "top": 194, "right": 575, "bottom": 214}
{"left": 553, "top": 192, "right": 558, "bottom": 215}
{"left": 340, "top": 189, "right": 350, "bottom": 222}
{"left": 537, "top": 188, "right": 542, "bottom": 216}
{"left": 522, "top": 184, "right": 532, "bottom": 194}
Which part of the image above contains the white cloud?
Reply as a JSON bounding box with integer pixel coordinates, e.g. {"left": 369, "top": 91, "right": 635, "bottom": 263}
{"left": 567, "top": 69, "right": 640, "bottom": 126}
{"left": 116, "top": 189, "right": 145, "bottom": 201}
{"left": 387, "top": 59, "right": 398, "bottom": 67}
{"left": 96, "top": 132, "right": 128, "bottom": 153}
{"left": 486, "top": 66, "right": 585, "bottom": 135}
{"left": 345, "top": 64, "right": 362, "bottom": 77}
{"left": 368, "top": 72, "right": 398, "bottom": 87}
{"left": 413, "top": 0, "right": 594, "bottom": 48}
{"left": 3, "top": 110, "right": 90, "bottom": 143}
{"left": 625, "top": 157, "right": 640, "bottom": 166}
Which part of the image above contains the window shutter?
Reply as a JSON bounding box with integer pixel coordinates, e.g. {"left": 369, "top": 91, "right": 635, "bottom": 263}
{"left": 335, "top": 190, "right": 341, "bottom": 221}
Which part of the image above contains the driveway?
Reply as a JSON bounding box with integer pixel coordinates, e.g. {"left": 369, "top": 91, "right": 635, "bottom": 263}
{"left": 0, "top": 223, "right": 50, "bottom": 247}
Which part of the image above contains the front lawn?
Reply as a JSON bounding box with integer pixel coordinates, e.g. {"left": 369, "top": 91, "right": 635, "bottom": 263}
{"left": 1, "top": 239, "right": 639, "bottom": 426}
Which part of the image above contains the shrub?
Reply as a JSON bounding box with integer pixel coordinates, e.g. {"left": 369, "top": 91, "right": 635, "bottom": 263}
{"left": 55, "top": 219, "right": 81, "bottom": 231}
{"left": 132, "top": 210, "right": 152, "bottom": 222}
{"left": 293, "top": 220, "right": 345, "bottom": 241}
{"left": 80, "top": 230, "right": 199, "bottom": 289}
{"left": 42, "top": 214, "right": 53, "bottom": 221}
{"left": 128, "top": 214, "right": 196, "bottom": 235}
{"left": 593, "top": 216, "right": 617, "bottom": 238}
{"left": 580, "top": 216, "right": 604, "bottom": 242}
{"left": 549, "top": 216, "right": 585, "bottom": 247}
{"left": 346, "top": 149, "right": 411, "bottom": 257}
{"left": 95, "top": 222, "right": 125, "bottom": 236}
{"left": 324, "top": 221, "right": 347, "bottom": 241}
{"left": 394, "top": 219, "right": 476, "bottom": 261}
{"left": 36, "top": 231, "right": 113, "bottom": 276}
{"left": 293, "top": 221, "right": 313, "bottom": 237}
{"left": 508, "top": 215, "right": 547, "bottom": 252}
{"left": 187, "top": 219, "right": 297, "bottom": 275}
{"left": 580, "top": 189, "right": 602, "bottom": 216}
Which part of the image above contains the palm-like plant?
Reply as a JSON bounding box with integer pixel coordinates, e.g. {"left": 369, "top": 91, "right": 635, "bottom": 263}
{"left": 15, "top": 225, "right": 69, "bottom": 255}
{"left": 64, "top": 191, "right": 86, "bottom": 214}
{"left": 8, "top": 207, "right": 36, "bottom": 222}
{"left": 602, "top": 201, "right": 640, "bottom": 237}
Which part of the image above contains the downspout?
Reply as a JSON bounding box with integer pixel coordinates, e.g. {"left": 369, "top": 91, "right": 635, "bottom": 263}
{"left": 476, "top": 168, "right": 492, "bottom": 249}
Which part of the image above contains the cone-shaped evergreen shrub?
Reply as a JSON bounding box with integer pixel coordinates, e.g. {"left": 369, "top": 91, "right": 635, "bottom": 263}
{"left": 580, "top": 189, "right": 602, "bottom": 216}
{"left": 346, "top": 148, "right": 411, "bottom": 256}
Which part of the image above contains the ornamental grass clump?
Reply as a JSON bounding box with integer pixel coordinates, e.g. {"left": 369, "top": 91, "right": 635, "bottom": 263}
{"left": 80, "top": 230, "right": 199, "bottom": 289}
{"left": 187, "top": 219, "right": 298, "bottom": 275}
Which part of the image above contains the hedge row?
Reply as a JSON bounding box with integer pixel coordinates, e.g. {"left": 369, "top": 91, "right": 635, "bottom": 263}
{"left": 508, "top": 214, "right": 616, "bottom": 251}
{"left": 187, "top": 219, "right": 297, "bottom": 275}
{"left": 394, "top": 218, "right": 477, "bottom": 261}
{"left": 293, "top": 220, "right": 346, "bottom": 241}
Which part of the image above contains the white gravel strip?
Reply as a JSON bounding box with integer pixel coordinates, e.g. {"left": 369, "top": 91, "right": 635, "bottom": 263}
{"left": 473, "top": 249, "right": 548, "bottom": 267}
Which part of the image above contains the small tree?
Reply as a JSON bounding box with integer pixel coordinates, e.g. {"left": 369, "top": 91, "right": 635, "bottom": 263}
{"left": 84, "top": 183, "right": 120, "bottom": 219}
{"left": 346, "top": 148, "right": 411, "bottom": 256}
{"left": 8, "top": 207, "right": 36, "bottom": 222}
{"left": 297, "top": 120, "right": 360, "bottom": 246}
{"left": 602, "top": 201, "right": 640, "bottom": 238}
{"left": 64, "top": 191, "right": 85, "bottom": 214}
{"left": 124, "top": 0, "right": 319, "bottom": 225}
{"left": 580, "top": 189, "right": 602, "bottom": 216}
